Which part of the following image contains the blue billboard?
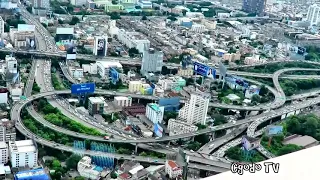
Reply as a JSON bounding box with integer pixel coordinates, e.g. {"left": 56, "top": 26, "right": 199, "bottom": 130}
{"left": 109, "top": 68, "right": 119, "bottom": 85}
{"left": 193, "top": 62, "right": 216, "bottom": 79}
{"left": 154, "top": 123, "right": 163, "bottom": 137}
{"left": 267, "top": 126, "right": 283, "bottom": 136}
{"left": 159, "top": 97, "right": 180, "bottom": 111}
{"left": 71, "top": 83, "right": 95, "bottom": 94}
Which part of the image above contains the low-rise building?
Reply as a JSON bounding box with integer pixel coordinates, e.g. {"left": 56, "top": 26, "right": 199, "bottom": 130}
{"left": 88, "top": 97, "right": 105, "bottom": 115}
{"left": 114, "top": 96, "right": 132, "bottom": 107}
{"left": 223, "top": 52, "right": 241, "bottom": 62}
{"left": 77, "top": 156, "right": 101, "bottom": 179}
{"left": 129, "top": 81, "right": 142, "bottom": 93}
{"left": 177, "top": 68, "right": 194, "bottom": 77}
{"left": 165, "top": 160, "right": 182, "bottom": 179}
{"left": 9, "top": 140, "right": 38, "bottom": 168}
{"left": 167, "top": 119, "right": 198, "bottom": 136}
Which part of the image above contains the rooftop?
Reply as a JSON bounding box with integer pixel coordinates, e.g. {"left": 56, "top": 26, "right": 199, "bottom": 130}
{"left": 0, "top": 141, "right": 7, "bottom": 149}
{"left": 10, "top": 140, "right": 37, "bottom": 153}
{"left": 167, "top": 160, "right": 178, "bottom": 169}
{"left": 97, "top": 61, "right": 122, "bottom": 68}
{"left": 89, "top": 97, "right": 105, "bottom": 104}
{"left": 148, "top": 103, "right": 162, "bottom": 112}
{"left": 283, "top": 135, "right": 318, "bottom": 147}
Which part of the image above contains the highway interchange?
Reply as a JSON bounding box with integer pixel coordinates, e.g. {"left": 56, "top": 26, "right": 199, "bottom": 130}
{"left": 11, "top": 3, "right": 320, "bottom": 173}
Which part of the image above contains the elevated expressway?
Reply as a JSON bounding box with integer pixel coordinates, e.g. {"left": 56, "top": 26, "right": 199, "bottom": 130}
{"left": 213, "top": 68, "right": 320, "bottom": 160}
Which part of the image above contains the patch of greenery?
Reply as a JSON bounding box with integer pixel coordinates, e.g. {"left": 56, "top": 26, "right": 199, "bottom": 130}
{"left": 35, "top": 98, "right": 104, "bottom": 136}
{"left": 51, "top": 73, "right": 65, "bottom": 90}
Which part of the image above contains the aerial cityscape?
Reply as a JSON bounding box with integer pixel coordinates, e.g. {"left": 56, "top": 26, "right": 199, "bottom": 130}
{"left": 0, "top": 0, "right": 319, "bottom": 179}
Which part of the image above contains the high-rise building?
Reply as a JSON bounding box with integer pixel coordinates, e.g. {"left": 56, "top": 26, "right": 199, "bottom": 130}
{"left": 31, "top": 0, "right": 50, "bottom": 9}
{"left": 88, "top": 97, "right": 105, "bottom": 115}
{"left": 141, "top": 48, "right": 163, "bottom": 74}
{"left": 0, "top": 125, "right": 5, "bottom": 142}
{"left": 307, "top": 4, "right": 320, "bottom": 25}
{"left": 242, "top": 0, "right": 265, "bottom": 16}
{"left": 0, "top": 16, "right": 4, "bottom": 35}
{"left": 146, "top": 103, "right": 164, "bottom": 124}
{"left": 0, "top": 142, "right": 8, "bottom": 164}
{"left": 178, "top": 91, "right": 210, "bottom": 125}
{"left": 9, "top": 140, "right": 38, "bottom": 168}
{"left": 93, "top": 36, "right": 108, "bottom": 56}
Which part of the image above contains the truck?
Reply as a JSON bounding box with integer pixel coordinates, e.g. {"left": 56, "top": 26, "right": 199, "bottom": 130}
{"left": 104, "top": 136, "right": 110, "bottom": 140}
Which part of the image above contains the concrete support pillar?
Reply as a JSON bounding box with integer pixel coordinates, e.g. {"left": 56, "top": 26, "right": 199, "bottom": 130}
{"left": 167, "top": 141, "right": 170, "bottom": 146}
{"left": 191, "top": 136, "right": 195, "bottom": 142}
{"left": 210, "top": 132, "right": 215, "bottom": 141}
{"left": 138, "top": 99, "right": 140, "bottom": 103}
{"left": 135, "top": 143, "right": 138, "bottom": 154}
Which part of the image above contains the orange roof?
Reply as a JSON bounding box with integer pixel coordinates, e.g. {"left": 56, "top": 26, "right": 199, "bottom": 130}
{"left": 167, "top": 160, "right": 178, "bottom": 169}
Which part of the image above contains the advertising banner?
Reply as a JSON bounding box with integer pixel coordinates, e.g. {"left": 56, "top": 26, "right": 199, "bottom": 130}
{"left": 66, "top": 45, "right": 77, "bottom": 60}
{"left": 71, "top": 83, "right": 95, "bottom": 94}
{"left": 267, "top": 125, "right": 283, "bottom": 136}
{"left": 26, "top": 37, "right": 36, "bottom": 49}
{"left": 109, "top": 68, "right": 119, "bottom": 85}
{"left": 154, "top": 123, "right": 163, "bottom": 137}
{"left": 193, "top": 62, "right": 216, "bottom": 79}
{"left": 97, "top": 39, "right": 106, "bottom": 56}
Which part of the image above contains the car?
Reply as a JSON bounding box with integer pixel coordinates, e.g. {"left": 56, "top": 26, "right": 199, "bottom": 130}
{"left": 190, "top": 150, "right": 194, "bottom": 152}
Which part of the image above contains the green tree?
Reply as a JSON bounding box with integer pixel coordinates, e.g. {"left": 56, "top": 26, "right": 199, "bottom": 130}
{"left": 141, "top": 15, "right": 147, "bottom": 20}
{"left": 110, "top": 171, "right": 117, "bottom": 179}
{"left": 259, "top": 85, "right": 268, "bottom": 96}
{"left": 75, "top": 177, "right": 85, "bottom": 180}
{"left": 58, "top": 19, "right": 64, "bottom": 24}
{"left": 69, "top": 16, "right": 80, "bottom": 25}
{"left": 110, "top": 12, "right": 121, "bottom": 19}
{"left": 182, "top": 9, "right": 187, "bottom": 16}
{"left": 277, "top": 144, "right": 302, "bottom": 156}
{"left": 26, "top": 6, "right": 32, "bottom": 13}
{"left": 128, "top": 47, "right": 139, "bottom": 57}
{"left": 41, "top": 23, "right": 47, "bottom": 28}
{"left": 66, "top": 154, "right": 82, "bottom": 170}
{"left": 251, "top": 94, "right": 261, "bottom": 104}
{"left": 211, "top": 114, "right": 227, "bottom": 125}
{"left": 139, "top": 152, "right": 148, "bottom": 156}
{"left": 52, "top": 159, "right": 61, "bottom": 169}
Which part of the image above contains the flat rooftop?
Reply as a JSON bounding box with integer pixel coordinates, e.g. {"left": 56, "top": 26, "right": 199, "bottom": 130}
{"left": 202, "top": 145, "right": 320, "bottom": 180}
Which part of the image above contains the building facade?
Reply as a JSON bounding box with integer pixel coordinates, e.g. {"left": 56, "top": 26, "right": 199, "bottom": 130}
{"left": 167, "top": 119, "right": 198, "bottom": 136}
{"left": 307, "top": 4, "right": 320, "bottom": 25}
{"left": 146, "top": 103, "right": 164, "bottom": 124}
{"left": 0, "top": 16, "right": 4, "bottom": 35}
{"left": 88, "top": 97, "right": 105, "bottom": 115}
{"left": 9, "top": 140, "right": 38, "bottom": 168}
{"left": 0, "top": 142, "right": 8, "bottom": 164}
{"left": 165, "top": 160, "right": 182, "bottom": 179}
{"left": 114, "top": 96, "right": 132, "bottom": 107}
{"left": 242, "top": 0, "right": 265, "bottom": 16}
{"left": 31, "top": 0, "right": 50, "bottom": 9}
{"left": 141, "top": 48, "right": 163, "bottom": 74}
{"left": 178, "top": 91, "right": 210, "bottom": 125}
{"left": 96, "top": 61, "right": 122, "bottom": 79}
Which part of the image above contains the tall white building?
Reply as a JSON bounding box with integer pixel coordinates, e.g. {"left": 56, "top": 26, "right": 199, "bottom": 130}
{"left": 5, "top": 55, "right": 17, "bottom": 74}
{"left": 93, "top": 36, "right": 108, "bottom": 56}
{"left": 146, "top": 103, "right": 164, "bottom": 124}
{"left": 307, "top": 4, "right": 320, "bottom": 25}
{"left": 31, "top": 0, "right": 50, "bottom": 9}
{"left": 0, "top": 142, "right": 8, "bottom": 164}
{"left": 167, "top": 119, "right": 198, "bottom": 136}
{"left": 96, "top": 61, "right": 122, "bottom": 79}
{"left": 9, "top": 140, "right": 38, "bottom": 168}
{"left": 141, "top": 48, "right": 163, "bottom": 74}
{"left": 178, "top": 91, "right": 210, "bottom": 125}
{"left": 0, "top": 16, "right": 4, "bottom": 35}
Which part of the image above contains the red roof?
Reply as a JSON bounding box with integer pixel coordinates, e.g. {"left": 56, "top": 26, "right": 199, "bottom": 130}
{"left": 167, "top": 160, "right": 178, "bottom": 169}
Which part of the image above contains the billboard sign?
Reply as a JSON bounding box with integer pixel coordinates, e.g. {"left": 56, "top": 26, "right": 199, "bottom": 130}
{"left": 18, "top": 24, "right": 35, "bottom": 32}
{"left": 97, "top": 39, "right": 106, "bottom": 56}
{"left": 193, "top": 62, "right": 216, "bottom": 79}
{"left": 71, "top": 83, "right": 95, "bottom": 94}
{"left": 225, "top": 75, "right": 249, "bottom": 89}
{"left": 154, "top": 123, "right": 163, "bottom": 137}
{"left": 267, "top": 125, "right": 283, "bottom": 136}
{"left": 241, "top": 136, "right": 260, "bottom": 151}
{"left": 109, "top": 68, "right": 119, "bottom": 85}
{"left": 66, "top": 44, "right": 77, "bottom": 60}
{"left": 26, "top": 37, "right": 36, "bottom": 49}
